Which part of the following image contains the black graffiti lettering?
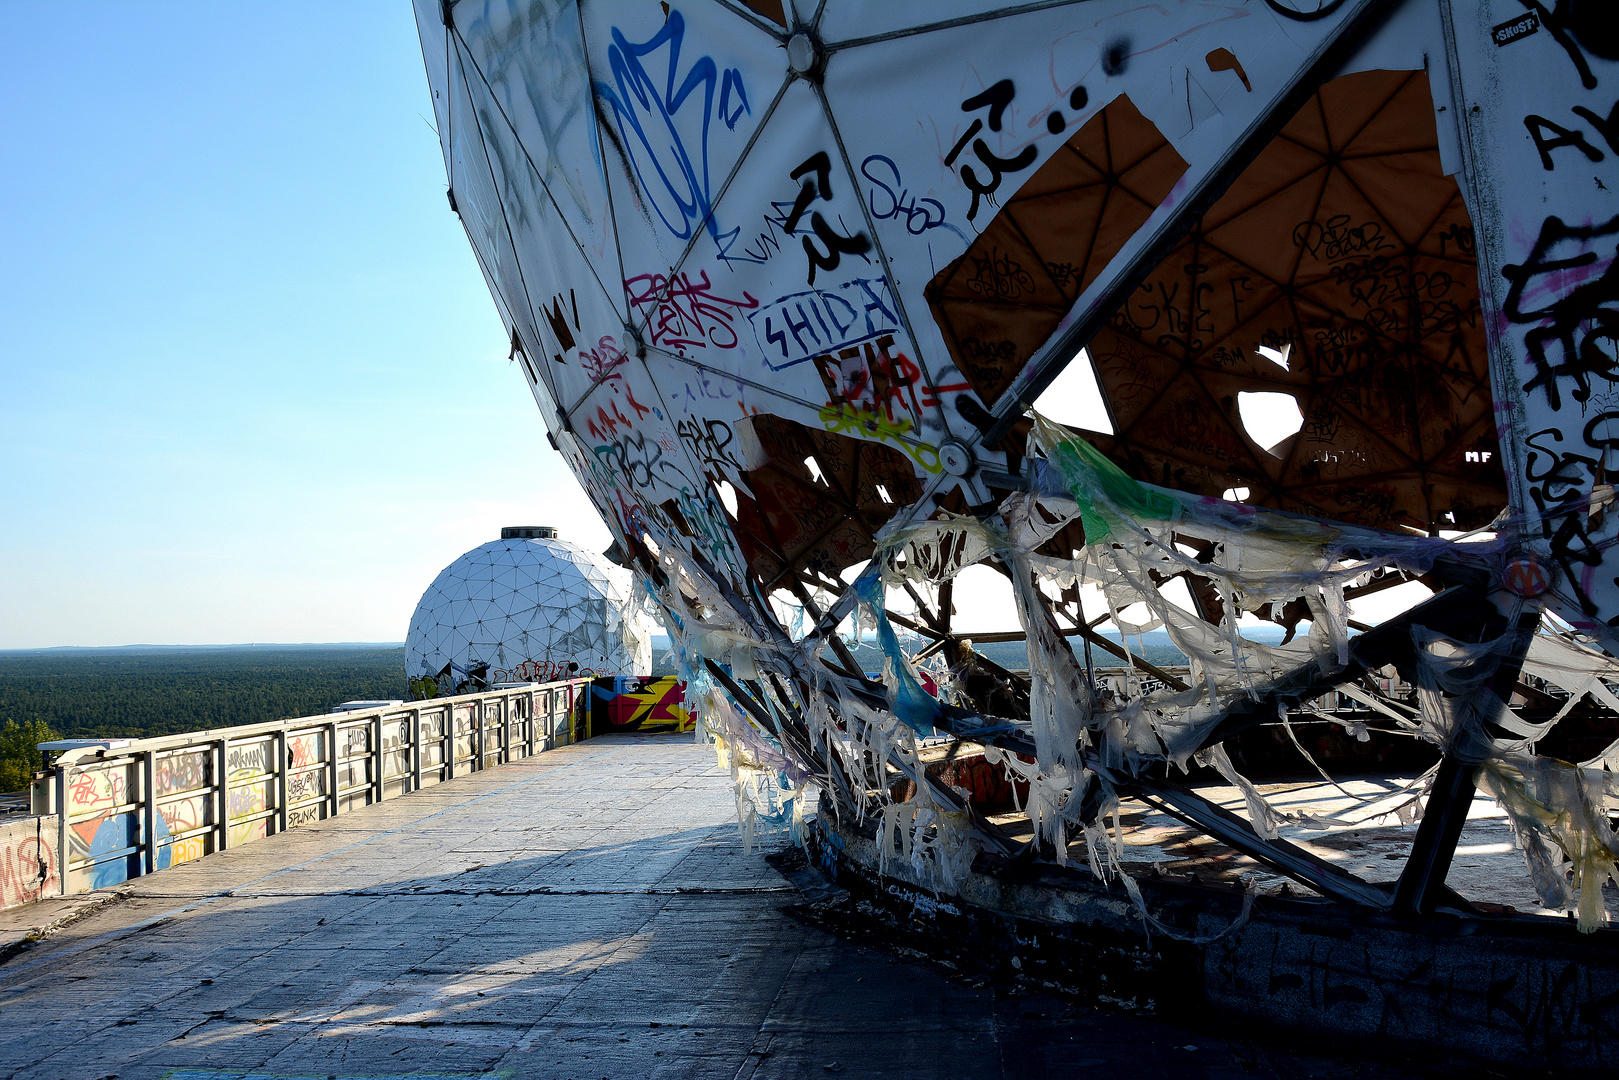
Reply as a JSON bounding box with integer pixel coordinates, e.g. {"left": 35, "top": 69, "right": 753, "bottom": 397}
{"left": 1501, "top": 214, "right": 1619, "bottom": 410}
{"left": 1525, "top": 427, "right": 1595, "bottom": 510}
{"left": 1515, "top": 0, "right": 1599, "bottom": 91}
{"left": 784, "top": 152, "right": 870, "bottom": 286}
{"left": 1525, "top": 114, "right": 1605, "bottom": 169}
{"left": 1293, "top": 215, "right": 1394, "bottom": 262}
{"left": 951, "top": 80, "right": 1038, "bottom": 222}
{"left": 960, "top": 79, "right": 1017, "bottom": 132}
{"left": 1587, "top": 411, "right": 1619, "bottom": 458}
{"left": 1573, "top": 99, "right": 1619, "bottom": 156}
{"left": 961, "top": 141, "right": 1037, "bottom": 222}
{"left": 676, "top": 416, "right": 741, "bottom": 473}
{"left": 943, "top": 119, "right": 983, "bottom": 168}
{"left": 966, "top": 247, "right": 1036, "bottom": 300}
{"left": 1550, "top": 511, "right": 1604, "bottom": 615}
{"left": 1229, "top": 275, "right": 1252, "bottom": 322}
{"left": 801, "top": 215, "right": 871, "bottom": 285}
{"left": 1438, "top": 223, "right": 1476, "bottom": 259}
{"left": 784, "top": 151, "right": 833, "bottom": 233}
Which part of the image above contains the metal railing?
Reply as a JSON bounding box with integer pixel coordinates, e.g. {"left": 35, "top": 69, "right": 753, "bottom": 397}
{"left": 29, "top": 680, "right": 590, "bottom": 897}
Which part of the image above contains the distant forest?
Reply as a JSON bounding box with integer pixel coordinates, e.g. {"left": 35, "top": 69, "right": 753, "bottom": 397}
{"left": 1, "top": 633, "right": 1195, "bottom": 750}
{"left": 0, "top": 646, "right": 408, "bottom": 742}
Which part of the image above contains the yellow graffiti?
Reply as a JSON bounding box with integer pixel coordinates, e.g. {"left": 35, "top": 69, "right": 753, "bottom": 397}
{"left": 818, "top": 403, "right": 942, "bottom": 473}
{"left": 167, "top": 836, "right": 208, "bottom": 867}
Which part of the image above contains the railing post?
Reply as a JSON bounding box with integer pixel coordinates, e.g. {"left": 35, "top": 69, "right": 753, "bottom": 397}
{"left": 57, "top": 764, "right": 69, "bottom": 896}
{"left": 141, "top": 750, "right": 157, "bottom": 876}
{"left": 371, "top": 712, "right": 385, "bottom": 805}
{"left": 503, "top": 695, "right": 513, "bottom": 764}
{"left": 326, "top": 721, "right": 339, "bottom": 819}
{"left": 274, "top": 730, "right": 288, "bottom": 835}
{"left": 411, "top": 707, "right": 423, "bottom": 792}
{"left": 216, "top": 739, "right": 231, "bottom": 852}
{"left": 445, "top": 705, "right": 456, "bottom": 780}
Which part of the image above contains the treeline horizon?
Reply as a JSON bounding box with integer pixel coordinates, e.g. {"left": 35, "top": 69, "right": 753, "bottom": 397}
{"left": 0, "top": 635, "right": 1196, "bottom": 753}
{"left": 0, "top": 646, "right": 410, "bottom": 743}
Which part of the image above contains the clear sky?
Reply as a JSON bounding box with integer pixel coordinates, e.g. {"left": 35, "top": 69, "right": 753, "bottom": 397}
{"left": 1, "top": 1, "right": 611, "bottom": 649}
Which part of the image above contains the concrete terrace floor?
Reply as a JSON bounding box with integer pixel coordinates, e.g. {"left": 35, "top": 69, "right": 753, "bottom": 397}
{"left": 0, "top": 735, "right": 1481, "bottom": 1080}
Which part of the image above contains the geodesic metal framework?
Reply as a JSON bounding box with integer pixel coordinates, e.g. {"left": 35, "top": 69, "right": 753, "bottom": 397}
{"left": 405, "top": 532, "right": 649, "bottom": 696}
{"left": 415, "top": 0, "right": 1619, "bottom": 932}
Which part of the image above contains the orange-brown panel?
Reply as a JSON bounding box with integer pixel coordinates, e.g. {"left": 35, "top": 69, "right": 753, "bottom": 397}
{"left": 1084, "top": 69, "right": 1505, "bottom": 535}
{"left": 731, "top": 414, "right": 921, "bottom": 591}
{"left": 925, "top": 94, "right": 1188, "bottom": 408}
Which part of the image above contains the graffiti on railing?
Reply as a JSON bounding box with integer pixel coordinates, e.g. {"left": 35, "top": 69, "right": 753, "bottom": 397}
{"left": 9, "top": 681, "right": 584, "bottom": 907}
{"left": 0, "top": 824, "right": 57, "bottom": 908}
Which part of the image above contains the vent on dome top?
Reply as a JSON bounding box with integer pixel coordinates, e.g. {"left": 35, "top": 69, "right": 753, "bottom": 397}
{"left": 502, "top": 526, "right": 557, "bottom": 540}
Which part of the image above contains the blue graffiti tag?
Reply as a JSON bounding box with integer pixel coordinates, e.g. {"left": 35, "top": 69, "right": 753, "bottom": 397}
{"left": 748, "top": 277, "right": 902, "bottom": 370}
{"left": 595, "top": 10, "right": 749, "bottom": 250}
{"left": 861, "top": 155, "right": 966, "bottom": 242}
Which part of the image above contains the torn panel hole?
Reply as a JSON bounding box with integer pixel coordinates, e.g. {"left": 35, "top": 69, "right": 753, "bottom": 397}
{"left": 728, "top": 413, "right": 921, "bottom": 595}
{"left": 739, "top": 0, "right": 786, "bottom": 26}
{"left": 659, "top": 499, "right": 694, "bottom": 537}
{"left": 1222, "top": 486, "right": 1251, "bottom": 502}
{"left": 1236, "top": 392, "right": 1303, "bottom": 456}
{"left": 1111, "top": 600, "right": 1160, "bottom": 633}
{"left": 876, "top": 484, "right": 893, "bottom": 504}
{"left": 1256, "top": 344, "right": 1290, "bottom": 371}
{"left": 948, "top": 563, "right": 1024, "bottom": 634}
{"left": 713, "top": 478, "right": 740, "bottom": 518}
{"left": 1077, "top": 68, "right": 1507, "bottom": 534}
{"left": 1030, "top": 348, "right": 1114, "bottom": 434}
{"left": 1347, "top": 578, "right": 1434, "bottom": 625}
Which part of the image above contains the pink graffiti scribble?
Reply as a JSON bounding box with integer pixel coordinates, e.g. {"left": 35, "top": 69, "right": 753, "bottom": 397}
{"left": 580, "top": 335, "right": 629, "bottom": 385}
{"left": 625, "top": 270, "right": 758, "bottom": 352}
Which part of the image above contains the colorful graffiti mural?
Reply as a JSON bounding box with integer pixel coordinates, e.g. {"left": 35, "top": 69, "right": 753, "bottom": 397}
{"left": 586, "top": 677, "right": 693, "bottom": 736}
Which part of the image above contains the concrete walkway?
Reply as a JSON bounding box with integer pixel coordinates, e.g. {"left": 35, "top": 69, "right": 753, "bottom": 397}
{"left": 0, "top": 735, "right": 1443, "bottom": 1080}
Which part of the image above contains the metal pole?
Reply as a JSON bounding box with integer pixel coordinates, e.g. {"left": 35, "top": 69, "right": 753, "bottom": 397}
{"left": 216, "top": 739, "right": 231, "bottom": 852}
{"left": 445, "top": 705, "right": 456, "bottom": 781}
{"left": 274, "top": 731, "right": 288, "bottom": 835}
{"left": 503, "top": 695, "right": 513, "bottom": 763}
{"left": 141, "top": 751, "right": 157, "bottom": 876}
{"left": 326, "top": 721, "right": 339, "bottom": 819}
{"left": 57, "top": 765, "right": 69, "bottom": 896}
{"left": 371, "top": 712, "right": 385, "bottom": 805}
{"left": 411, "top": 707, "right": 423, "bottom": 792}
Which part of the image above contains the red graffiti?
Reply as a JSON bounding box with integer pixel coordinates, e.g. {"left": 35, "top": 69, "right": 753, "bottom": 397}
{"left": 625, "top": 269, "right": 758, "bottom": 352}
{"left": 0, "top": 835, "right": 58, "bottom": 910}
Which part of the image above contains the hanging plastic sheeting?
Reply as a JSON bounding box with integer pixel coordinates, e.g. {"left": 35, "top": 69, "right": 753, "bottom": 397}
{"left": 1475, "top": 753, "right": 1619, "bottom": 932}
{"left": 417, "top": 0, "right": 1619, "bottom": 933}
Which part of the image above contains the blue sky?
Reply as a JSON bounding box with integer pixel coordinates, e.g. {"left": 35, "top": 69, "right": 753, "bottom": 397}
{"left": 0, "top": 1, "right": 610, "bottom": 648}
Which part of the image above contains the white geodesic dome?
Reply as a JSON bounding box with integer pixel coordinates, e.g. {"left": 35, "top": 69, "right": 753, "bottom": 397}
{"left": 405, "top": 528, "right": 649, "bottom": 694}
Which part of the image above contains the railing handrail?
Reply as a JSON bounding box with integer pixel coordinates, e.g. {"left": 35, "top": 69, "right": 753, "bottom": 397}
{"left": 48, "top": 680, "right": 592, "bottom": 767}
{"left": 30, "top": 676, "right": 594, "bottom": 902}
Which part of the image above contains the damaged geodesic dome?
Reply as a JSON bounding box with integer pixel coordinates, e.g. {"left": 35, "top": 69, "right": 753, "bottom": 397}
{"left": 405, "top": 527, "right": 650, "bottom": 697}
{"left": 417, "top": 0, "right": 1619, "bottom": 930}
